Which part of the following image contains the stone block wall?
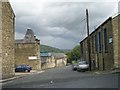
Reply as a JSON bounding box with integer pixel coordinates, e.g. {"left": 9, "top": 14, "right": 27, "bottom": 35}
{"left": 1, "top": 2, "right": 15, "bottom": 79}
{"left": 0, "top": 1, "right": 2, "bottom": 80}
{"left": 41, "top": 56, "right": 56, "bottom": 69}
{"left": 55, "top": 58, "right": 67, "bottom": 67}
{"left": 118, "top": 2, "right": 120, "bottom": 69}
{"left": 15, "top": 43, "right": 41, "bottom": 70}
{"left": 80, "top": 17, "right": 114, "bottom": 70}
{"left": 112, "top": 14, "right": 120, "bottom": 69}
{"left": 118, "top": 14, "right": 120, "bottom": 68}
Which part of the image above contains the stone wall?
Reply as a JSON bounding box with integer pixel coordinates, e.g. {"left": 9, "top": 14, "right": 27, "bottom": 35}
{"left": 41, "top": 56, "right": 56, "bottom": 69}
{"left": 112, "top": 14, "right": 120, "bottom": 69}
{"left": 0, "top": 1, "right": 2, "bottom": 80}
{"left": 47, "top": 57, "right": 56, "bottom": 69}
{"left": 118, "top": 2, "right": 120, "bottom": 69}
{"left": 55, "top": 58, "right": 67, "bottom": 67}
{"left": 117, "top": 14, "right": 120, "bottom": 69}
{"left": 80, "top": 17, "right": 114, "bottom": 70}
{"left": 2, "top": 2, "right": 15, "bottom": 79}
{"left": 15, "top": 43, "right": 41, "bottom": 70}
{"left": 101, "top": 18, "right": 114, "bottom": 70}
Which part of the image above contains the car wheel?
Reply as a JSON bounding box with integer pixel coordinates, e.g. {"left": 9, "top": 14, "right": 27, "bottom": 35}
{"left": 72, "top": 68, "right": 76, "bottom": 71}
{"left": 82, "top": 70, "right": 85, "bottom": 72}
{"left": 28, "top": 70, "right": 30, "bottom": 72}
{"left": 77, "top": 69, "right": 80, "bottom": 72}
{"left": 25, "top": 70, "right": 28, "bottom": 72}
{"left": 86, "top": 68, "right": 89, "bottom": 71}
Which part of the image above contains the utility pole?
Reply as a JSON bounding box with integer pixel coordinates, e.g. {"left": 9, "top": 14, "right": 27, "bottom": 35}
{"left": 86, "top": 9, "right": 91, "bottom": 71}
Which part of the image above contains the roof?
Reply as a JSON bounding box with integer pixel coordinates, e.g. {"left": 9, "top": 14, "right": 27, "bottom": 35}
{"left": 80, "top": 14, "right": 120, "bottom": 44}
{"left": 15, "top": 29, "right": 40, "bottom": 44}
{"left": 24, "top": 29, "right": 34, "bottom": 38}
{"left": 52, "top": 53, "right": 67, "bottom": 59}
{"left": 40, "top": 52, "right": 52, "bottom": 57}
{"left": 15, "top": 39, "right": 24, "bottom": 43}
{"left": 80, "top": 16, "right": 112, "bottom": 44}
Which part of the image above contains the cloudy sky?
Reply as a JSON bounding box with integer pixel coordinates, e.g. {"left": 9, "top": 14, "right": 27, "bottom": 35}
{"left": 9, "top": 0, "right": 119, "bottom": 49}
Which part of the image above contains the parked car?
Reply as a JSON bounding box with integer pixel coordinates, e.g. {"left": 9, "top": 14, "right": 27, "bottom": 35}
{"left": 15, "top": 65, "right": 32, "bottom": 72}
{"left": 77, "top": 61, "right": 89, "bottom": 72}
{"left": 72, "top": 63, "right": 78, "bottom": 71}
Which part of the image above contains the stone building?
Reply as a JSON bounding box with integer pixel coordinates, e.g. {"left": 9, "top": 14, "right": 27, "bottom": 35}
{"left": 40, "top": 52, "right": 55, "bottom": 70}
{"left": 40, "top": 52, "right": 67, "bottom": 70}
{"left": 15, "top": 29, "right": 41, "bottom": 70}
{"left": 80, "top": 14, "right": 120, "bottom": 70}
{"left": 112, "top": 14, "right": 120, "bottom": 69}
{"left": 0, "top": 1, "right": 15, "bottom": 79}
{"left": 52, "top": 53, "right": 67, "bottom": 67}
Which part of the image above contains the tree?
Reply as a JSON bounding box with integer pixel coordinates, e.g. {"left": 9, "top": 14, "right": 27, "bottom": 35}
{"left": 66, "top": 45, "right": 81, "bottom": 63}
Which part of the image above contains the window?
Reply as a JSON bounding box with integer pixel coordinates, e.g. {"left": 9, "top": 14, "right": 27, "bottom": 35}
{"left": 92, "top": 36, "right": 94, "bottom": 54}
{"left": 95, "top": 34, "right": 98, "bottom": 53}
{"left": 83, "top": 41, "right": 87, "bottom": 60}
{"left": 80, "top": 43, "right": 83, "bottom": 57}
{"left": 98, "top": 31, "right": 102, "bottom": 52}
{"left": 104, "top": 28, "right": 108, "bottom": 52}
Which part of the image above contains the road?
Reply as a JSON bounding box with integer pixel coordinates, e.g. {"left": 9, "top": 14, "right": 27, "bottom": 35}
{"left": 2, "top": 65, "right": 119, "bottom": 88}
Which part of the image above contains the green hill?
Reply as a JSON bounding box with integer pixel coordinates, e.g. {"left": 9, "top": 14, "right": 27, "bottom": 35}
{"left": 40, "top": 44, "right": 71, "bottom": 53}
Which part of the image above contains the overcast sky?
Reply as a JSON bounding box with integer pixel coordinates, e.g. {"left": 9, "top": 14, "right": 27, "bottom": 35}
{"left": 9, "top": 0, "right": 119, "bottom": 49}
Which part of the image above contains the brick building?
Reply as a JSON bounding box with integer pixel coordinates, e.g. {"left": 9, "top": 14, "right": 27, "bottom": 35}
{"left": 0, "top": 1, "right": 15, "bottom": 79}
{"left": 80, "top": 14, "right": 120, "bottom": 70}
{"left": 15, "top": 29, "right": 41, "bottom": 70}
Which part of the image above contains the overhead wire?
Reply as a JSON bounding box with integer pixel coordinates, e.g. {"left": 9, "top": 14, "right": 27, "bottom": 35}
{"left": 43, "top": 17, "right": 87, "bottom": 48}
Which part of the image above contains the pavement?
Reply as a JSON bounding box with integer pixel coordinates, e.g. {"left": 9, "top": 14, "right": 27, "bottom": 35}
{"left": 93, "top": 69, "right": 120, "bottom": 75}
{"left": 0, "top": 70, "right": 44, "bottom": 83}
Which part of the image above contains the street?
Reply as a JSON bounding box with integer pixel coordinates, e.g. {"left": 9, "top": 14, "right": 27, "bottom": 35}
{"left": 2, "top": 65, "right": 119, "bottom": 88}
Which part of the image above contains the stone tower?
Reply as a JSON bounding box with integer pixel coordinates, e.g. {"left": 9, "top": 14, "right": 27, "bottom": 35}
{"left": 24, "top": 29, "right": 36, "bottom": 43}
{"left": 15, "top": 29, "right": 41, "bottom": 70}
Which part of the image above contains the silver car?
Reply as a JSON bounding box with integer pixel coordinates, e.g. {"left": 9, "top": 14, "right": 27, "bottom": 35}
{"left": 77, "top": 61, "right": 89, "bottom": 72}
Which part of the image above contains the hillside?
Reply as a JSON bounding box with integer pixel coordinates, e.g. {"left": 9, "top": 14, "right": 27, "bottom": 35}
{"left": 40, "top": 44, "right": 71, "bottom": 53}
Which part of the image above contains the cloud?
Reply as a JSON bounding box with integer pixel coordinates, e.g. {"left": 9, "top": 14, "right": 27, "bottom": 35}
{"left": 9, "top": 0, "right": 118, "bottom": 49}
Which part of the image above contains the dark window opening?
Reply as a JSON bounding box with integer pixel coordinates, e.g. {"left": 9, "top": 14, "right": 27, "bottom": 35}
{"left": 99, "top": 31, "right": 102, "bottom": 52}
{"left": 92, "top": 36, "right": 94, "bottom": 54}
{"left": 104, "top": 28, "right": 108, "bottom": 52}
{"left": 95, "top": 34, "right": 98, "bottom": 53}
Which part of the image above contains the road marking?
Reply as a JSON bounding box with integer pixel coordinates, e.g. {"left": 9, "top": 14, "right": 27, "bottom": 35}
{"left": 39, "top": 84, "right": 46, "bottom": 86}
{"left": 95, "top": 72, "right": 100, "bottom": 74}
{"left": 50, "top": 81, "right": 53, "bottom": 84}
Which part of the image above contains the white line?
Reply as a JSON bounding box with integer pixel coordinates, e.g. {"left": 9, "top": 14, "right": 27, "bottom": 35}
{"left": 95, "top": 72, "right": 100, "bottom": 74}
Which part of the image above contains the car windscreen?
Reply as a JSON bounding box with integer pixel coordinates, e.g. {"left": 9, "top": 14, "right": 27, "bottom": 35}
{"left": 17, "top": 66, "right": 22, "bottom": 68}
{"left": 78, "top": 61, "right": 88, "bottom": 64}
{"left": 17, "top": 65, "right": 27, "bottom": 68}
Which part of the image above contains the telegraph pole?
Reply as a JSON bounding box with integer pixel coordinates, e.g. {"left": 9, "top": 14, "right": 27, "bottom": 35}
{"left": 86, "top": 9, "right": 91, "bottom": 71}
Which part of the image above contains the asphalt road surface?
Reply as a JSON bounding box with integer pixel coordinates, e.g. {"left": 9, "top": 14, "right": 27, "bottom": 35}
{"left": 2, "top": 65, "right": 119, "bottom": 88}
